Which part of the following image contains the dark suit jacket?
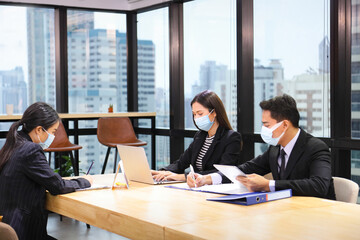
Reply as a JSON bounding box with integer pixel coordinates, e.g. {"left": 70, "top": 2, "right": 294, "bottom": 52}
{"left": 238, "top": 129, "right": 336, "bottom": 200}
{"left": 0, "top": 132, "right": 90, "bottom": 240}
{"left": 162, "top": 126, "right": 242, "bottom": 182}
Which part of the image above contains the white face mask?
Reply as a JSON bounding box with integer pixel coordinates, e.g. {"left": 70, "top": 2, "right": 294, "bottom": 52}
{"left": 194, "top": 109, "right": 215, "bottom": 132}
{"left": 37, "top": 128, "right": 55, "bottom": 150}
{"left": 260, "top": 121, "right": 284, "bottom": 146}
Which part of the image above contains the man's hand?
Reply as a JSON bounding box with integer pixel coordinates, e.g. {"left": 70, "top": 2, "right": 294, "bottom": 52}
{"left": 186, "top": 173, "right": 212, "bottom": 188}
{"left": 236, "top": 174, "right": 270, "bottom": 192}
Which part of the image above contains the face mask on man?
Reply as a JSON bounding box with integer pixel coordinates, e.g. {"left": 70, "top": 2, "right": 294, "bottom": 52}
{"left": 195, "top": 109, "right": 215, "bottom": 132}
{"left": 37, "top": 128, "right": 55, "bottom": 150}
{"left": 260, "top": 121, "right": 284, "bottom": 146}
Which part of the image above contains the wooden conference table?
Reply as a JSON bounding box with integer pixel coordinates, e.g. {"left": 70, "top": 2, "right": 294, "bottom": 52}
{"left": 46, "top": 174, "right": 360, "bottom": 240}
{"left": 0, "top": 112, "right": 156, "bottom": 168}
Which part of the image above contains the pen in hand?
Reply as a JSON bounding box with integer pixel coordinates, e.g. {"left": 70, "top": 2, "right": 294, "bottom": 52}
{"left": 86, "top": 161, "right": 94, "bottom": 175}
{"left": 190, "top": 165, "right": 197, "bottom": 188}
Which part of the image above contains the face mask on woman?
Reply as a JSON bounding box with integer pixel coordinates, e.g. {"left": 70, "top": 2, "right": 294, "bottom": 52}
{"left": 260, "top": 121, "right": 284, "bottom": 146}
{"left": 195, "top": 109, "right": 215, "bottom": 132}
{"left": 37, "top": 128, "right": 55, "bottom": 150}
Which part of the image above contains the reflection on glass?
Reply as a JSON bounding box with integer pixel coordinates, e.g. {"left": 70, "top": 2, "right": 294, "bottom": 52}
{"left": 138, "top": 8, "right": 169, "bottom": 167}
{"left": 67, "top": 10, "right": 127, "bottom": 114}
{"left": 67, "top": 10, "right": 127, "bottom": 174}
{"left": 0, "top": 6, "right": 55, "bottom": 153}
{"left": 0, "top": 7, "right": 55, "bottom": 115}
{"left": 183, "top": 0, "right": 237, "bottom": 130}
{"left": 254, "top": 0, "right": 330, "bottom": 137}
{"left": 351, "top": 1, "right": 360, "bottom": 203}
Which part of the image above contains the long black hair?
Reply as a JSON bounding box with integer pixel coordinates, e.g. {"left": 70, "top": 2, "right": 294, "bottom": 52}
{"left": 0, "top": 102, "right": 59, "bottom": 171}
{"left": 191, "top": 90, "right": 233, "bottom": 130}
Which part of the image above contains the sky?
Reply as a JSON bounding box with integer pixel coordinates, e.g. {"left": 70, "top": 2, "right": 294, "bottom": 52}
{"left": 0, "top": 0, "right": 329, "bottom": 90}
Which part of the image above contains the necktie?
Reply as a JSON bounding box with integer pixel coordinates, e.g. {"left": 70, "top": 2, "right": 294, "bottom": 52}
{"left": 279, "top": 149, "right": 286, "bottom": 180}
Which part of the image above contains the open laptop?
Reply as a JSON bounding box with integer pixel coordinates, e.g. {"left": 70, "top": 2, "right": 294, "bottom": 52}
{"left": 117, "top": 145, "right": 184, "bottom": 185}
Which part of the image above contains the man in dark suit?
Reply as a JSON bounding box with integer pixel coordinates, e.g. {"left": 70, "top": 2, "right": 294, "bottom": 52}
{"left": 188, "top": 94, "right": 335, "bottom": 200}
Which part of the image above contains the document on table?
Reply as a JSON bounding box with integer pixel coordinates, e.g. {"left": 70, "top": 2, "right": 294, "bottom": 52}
{"left": 166, "top": 183, "right": 249, "bottom": 195}
{"left": 76, "top": 184, "right": 111, "bottom": 191}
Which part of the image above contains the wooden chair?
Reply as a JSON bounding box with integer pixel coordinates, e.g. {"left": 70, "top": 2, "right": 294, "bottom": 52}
{"left": 44, "top": 121, "right": 82, "bottom": 176}
{"left": 97, "top": 117, "right": 147, "bottom": 174}
{"left": 333, "top": 177, "right": 359, "bottom": 204}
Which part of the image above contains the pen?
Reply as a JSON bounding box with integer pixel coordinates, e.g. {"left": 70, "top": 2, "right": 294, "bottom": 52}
{"left": 86, "top": 161, "right": 94, "bottom": 175}
{"left": 190, "top": 165, "right": 197, "bottom": 188}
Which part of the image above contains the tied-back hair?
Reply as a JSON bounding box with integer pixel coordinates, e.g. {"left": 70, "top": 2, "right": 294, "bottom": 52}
{"left": 191, "top": 90, "right": 232, "bottom": 130}
{"left": 0, "top": 102, "right": 59, "bottom": 171}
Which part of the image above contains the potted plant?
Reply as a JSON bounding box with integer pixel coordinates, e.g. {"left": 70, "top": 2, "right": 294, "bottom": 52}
{"left": 108, "top": 104, "right": 113, "bottom": 113}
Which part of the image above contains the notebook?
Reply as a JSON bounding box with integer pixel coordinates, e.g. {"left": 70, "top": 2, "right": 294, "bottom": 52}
{"left": 117, "top": 145, "right": 184, "bottom": 185}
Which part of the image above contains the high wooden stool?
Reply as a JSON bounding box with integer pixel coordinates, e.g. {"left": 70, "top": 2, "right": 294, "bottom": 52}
{"left": 44, "top": 121, "right": 82, "bottom": 176}
{"left": 97, "top": 117, "right": 147, "bottom": 174}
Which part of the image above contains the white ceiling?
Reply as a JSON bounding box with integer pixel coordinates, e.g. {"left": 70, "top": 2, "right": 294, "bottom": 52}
{"left": 0, "top": 0, "right": 172, "bottom": 11}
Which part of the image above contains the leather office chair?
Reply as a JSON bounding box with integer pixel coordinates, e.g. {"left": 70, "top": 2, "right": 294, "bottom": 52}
{"left": 97, "top": 117, "right": 147, "bottom": 174}
{"left": 0, "top": 222, "right": 18, "bottom": 240}
{"left": 44, "top": 121, "right": 82, "bottom": 176}
{"left": 333, "top": 177, "right": 359, "bottom": 204}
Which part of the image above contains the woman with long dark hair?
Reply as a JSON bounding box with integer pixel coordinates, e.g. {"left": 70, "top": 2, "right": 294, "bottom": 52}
{"left": 0, "top": 102, "right": 92, "bottom": 240}
{"left": 152, "top": 90, "right": 242, "bottom": 182}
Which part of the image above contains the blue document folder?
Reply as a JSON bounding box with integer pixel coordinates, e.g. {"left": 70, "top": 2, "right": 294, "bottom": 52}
{"left": 207, "top": 189, "right": 292, "bottom": 205}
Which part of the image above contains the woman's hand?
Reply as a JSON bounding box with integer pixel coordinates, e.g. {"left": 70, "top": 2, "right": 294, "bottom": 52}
{"left": 82, "top": 175, "right": 93, "bottom": 185}
{"left": 186, "top": 173, "right": 212, "bottom": 188}
{"left": 151, "top": 170, "right": 173, "bottom": 182}
{"left": 151, "top": 170, "right": 185, "bottom": 182}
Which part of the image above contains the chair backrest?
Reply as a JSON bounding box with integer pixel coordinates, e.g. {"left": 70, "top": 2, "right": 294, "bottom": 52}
{"left": 333, "top": 177, "right": 359, "bottom": 204}
{"left": 0, "top": 222, "right": 18, "bottom": 240}
{"left": 48, "top": 121, "right": 73, "bottom": 148}
{"left": 97, "top": 117, "right": 139, "bottom": 145}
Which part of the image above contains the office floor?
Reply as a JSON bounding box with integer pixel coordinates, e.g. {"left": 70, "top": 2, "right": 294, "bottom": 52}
{"left": 47, "top": 213, "right": 129, "bottom": 240}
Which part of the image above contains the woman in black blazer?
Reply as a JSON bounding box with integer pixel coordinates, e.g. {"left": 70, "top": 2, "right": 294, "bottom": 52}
{"left": 152, "top": 90, "right": 242, "bottom": 183}
{"left": 0, "top": 102, "right": 92, "bottom": 240}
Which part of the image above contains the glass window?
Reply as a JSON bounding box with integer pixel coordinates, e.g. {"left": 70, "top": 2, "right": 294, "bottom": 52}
{"left": 0, "top": 6, "right": 55, "bottom": 148}
{"left": 67, "top": 10, "right": 126, "bottom": 174}
{"left": 254, "top": 0, "right": 330, "bottom": 137}
{"left": 351, "top": 0, "right": 360, "bottom": 203}
{"left": 137, "top": 8, "right": 169, "bottom": 168}
{"left": 183, "top": 0, "right": 237, "bottom": 130}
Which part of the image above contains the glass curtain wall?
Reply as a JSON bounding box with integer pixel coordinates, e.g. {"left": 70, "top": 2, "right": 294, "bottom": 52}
{"left": 254, "top": 0, "right": 330, "bottom": 155}
{"left": 0, "top": 6, "right": 55, "bottom": 148}
{"left": 183, "top": 0, "right": 237, "bottom": 132}
{"left": 67, "top": 10, "right": 126, "bottom": 174}
{"left": 351, "top": 0, "right": 360, "bottom": 204}
{"left": 137, "top": 8, "right": 170, "bottom": 168}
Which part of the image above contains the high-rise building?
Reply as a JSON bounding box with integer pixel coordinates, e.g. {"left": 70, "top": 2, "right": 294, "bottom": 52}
{"left": 351, "top": 1, "right": 360, "bottom": 202}
{"left": 187, "top": 61, "right": 237, "bottom": 129}
{"left": 0, "top": 66, "right": 27, "bottom": 114}
{"left": 68, "top": 26, "right": 155, "bottom": 173}
{"left": 26, "top": 10, "right": 156, "bottom": 173}
{"left": 27, "top": 8, "right": 56, "bottom": 107}
{"left": 253, "top": 59, "right": 284, "bottom": 155}
{"left": 319, "top": 36, "right": 330, "bottom": 74}
{"left": 284, "top": 73, "right": 330, "bottom": 137}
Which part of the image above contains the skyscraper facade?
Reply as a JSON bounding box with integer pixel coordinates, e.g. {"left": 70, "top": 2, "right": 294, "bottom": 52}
{"left": 27, "top": 8, "right": 56, "bottom": 107}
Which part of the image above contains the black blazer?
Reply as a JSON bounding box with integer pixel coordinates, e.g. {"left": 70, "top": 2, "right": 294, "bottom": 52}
{"left": 238, "top": 129, "right": 336, "bottom": 200}
{"left": 162, "top": 126, "right": 242, "bottom": 182}
{"left": 0, "top": 132, "right": 90, "bottom": 240}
